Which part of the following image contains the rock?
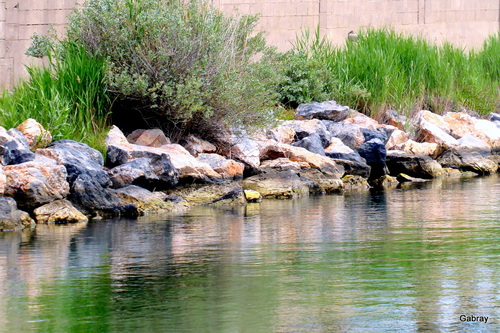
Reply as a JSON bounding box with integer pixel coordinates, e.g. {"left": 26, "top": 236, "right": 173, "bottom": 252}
{"left": 160, "top": 144, "right": 221, "bottom": 182}
{"left": 292, "top": 133, "right": 325, "bottom": 155}
{"left": 472, "top": 118, "right": 500, "bottom": 148}
{"left": 412, "top": 110, "right": 458, "bottom": 149}
{"left": 442, "top": 112, "right": 478, "bottom": 139}
{"left": 179, "top": 183, "right": 246, "bottom": 206}
{"left": 37, "top": 140, "right": 110, "bottom": 186}
{"left": 126, "top": 128, "right": 170, "bottom": 147}
{"left": 108, "top": 156, "right": 179, "bottom": 189}
{"left": 341, "top": 175, "right": 370, "bottom": 191}
{"left": 0, "top": 167, "right": 5, "bottom": 196}
{"left": 196, "top": 153, "right": 244, "bottom": 180}
{"left": 70, "top": 173, "right": 139, "bottom": 217}
{"left": 386, "top": 128, "right": 410, "bottom": 150}
{"left": 343, "top": 113, "right": 380, "bottom": 130}
{"left": 244, "top": 190, "right": 262, "bottom": 202}
{"left": 282, "top": 119, "right": 331, "bottom": 147}
{"left": 379, "top": 109, "right": 406, "bottom": 130}
{"left": 113, "top": 185, "right": 184, "bottom": 213}
{"left": 33, "top": 200, "right": 88, "bottom": 223}
{"left": 437, "top": 148, "right": 498, "bottom": 175}
{"left": 295, "top": 100, "right": 349, "bottom": 122}
{"left": 393, "top": 139, "right": 441, "bottom": 158}
{"left": 457, "top": 133, "right": 490, "bottom": 150}
{"left": 106, "top": 125, "right": 130, "bottom": 146}
{"left": 218, "top": 130, "right": 261, "bottom": 171}
{"left": 241, "top": 170, "right": 310, "bottom": 198}
{"left": 356, "top": 138, "right": 388, "bottom": 181}
{"left": 298, "top": 168, "right": 343, "bottom": 193}
{"left": 372, "top": 175, "right": 399, "bottom": 188}
{"left": 16, "top": 118, "right": 52, "bottom": 150}
{"left": 3, "top": 162, "right": 70, "bottom": 209}
{"left": 486, "top": 112, "right": 500, "bottom": 123}
{"left": 326, "top": 152, "right": 371, "bottom": 178}
{"left": 386, "top": 150, "right": 443, "bottom": 179}
{"left": 179, "top": 135, "right": 216, "bottom": 157}
{"left": 361, "top": 128, "right": 389, "bottom": 145}
{"left": 322, "top": 121, "right": 365, "bottom": 149}
{"left": 266, "top": 125, "right": 295, "bottom": 144}
{"left": 0, "top": 197, "right": 34, "bottom": 231}
{"left": 396, "top": 173, "right": 429, "bottom": 183}
{"left": 261, "top": 143, "right": 344, "bottom": 177}
{"left": 325, "top": 138, "right": 354, "bottom": 154}
{"left": 0, "top": 128, "right": 36, "bottom": 165}
{"left": 260, "top": 157, "right": 309, "bottom": 171}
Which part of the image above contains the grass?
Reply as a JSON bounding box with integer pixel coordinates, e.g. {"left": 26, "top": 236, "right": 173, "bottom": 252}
{"left": 0, "top": 41, "right": 110, "bottom": 154}
{"left": 280, "top": 27, "right": 500, "bottom": 118}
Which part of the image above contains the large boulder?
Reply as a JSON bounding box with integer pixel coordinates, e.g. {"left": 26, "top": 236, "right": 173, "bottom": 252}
{"left": 0, "top": 197, "right": 34, "bottom": 231}
{"left": 292, "top": 133, "right": 325, "bottom": 155}
{"left": 108, "top": 156, "right": 179, "bottom": 189}
{"left": 326, "top": 152, "right": 371, "bottom": 178}
{"left": 412, "top": 110, "right": 458, "bottom": 149}
{"left": 33, "top": 200, "right": 88, "bottom": 223}
{"left": 179, "top": 134, "right": 216, "bottom": 157}
{"left": 0, "top": 127, "right": 36, "bottom": 165}
{"left": 325, "top": 138, "right": 354, "bottom": 154}
{"left": 472, "top": 118, "right": 500, "bottom": 148}
{"left": 16, "top": 118, "right": 52, "bottom": 150}
{"left": 241, "top": 170, "right": 310, "bottom": 198}
{"left": 322, "top": 121, "right": 365, "bottom": 149}
{"left": 260, "top": 143, "right": 344, "bottom": 178}
{"left": 196, "top": 153, "right": 244, "bottom": 180}
{"left": 281, "top": 119, "right": 331, "bottom": 147}
{"left": 437, "top": 148, "right": 498, "bottom": 175}
{"left": 386, "top": 128, "right": 410, "bottom": 150}
{"left": 393, "top": 139, "right": 441, "bottom": 158}
{"left": 295, "top": 100, "right": 349, "bottom": 122}
{"left": 178, "top": 183, "right": 247, "bottom": 206}
{"left": 356, "top": 138, "right": 388, "bottom": 180}
{"left": 218, "top": 130, "right": 261, "bottom": 171}
{"left": 3, "top": 162, "right": 70, "bottom": 209}
{"left": 343, "top": 113, "right": 380, "bottom": 130}
{"left": 113, "top": 185, "right": 185, "bottom": 213}
{"left": 386, "top": 151, "right": 443, "bottom": 179}
{"left": 126, "top": 128, "right": 171, "bottom": 147}
{"left": 298, "top": 168, "right": 343, "bottom": 193}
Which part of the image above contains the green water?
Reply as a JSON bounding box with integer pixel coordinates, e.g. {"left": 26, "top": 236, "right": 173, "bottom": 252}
{"left": 1, "top": 176, "right": 500, "bottom": 332}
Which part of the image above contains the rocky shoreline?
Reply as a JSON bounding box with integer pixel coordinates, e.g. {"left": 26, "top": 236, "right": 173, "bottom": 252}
{"left": 2, "top": 100, "right": 500, "bottom": 231}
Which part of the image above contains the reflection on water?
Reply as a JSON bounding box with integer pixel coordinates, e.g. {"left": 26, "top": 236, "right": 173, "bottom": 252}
{"left": 1, "top": 176, "right": 500, "bottom": 332}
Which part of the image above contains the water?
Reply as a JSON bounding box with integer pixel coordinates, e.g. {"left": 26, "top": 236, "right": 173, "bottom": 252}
{"left": 1, "top": 176, "right": 500, "bottom": 332}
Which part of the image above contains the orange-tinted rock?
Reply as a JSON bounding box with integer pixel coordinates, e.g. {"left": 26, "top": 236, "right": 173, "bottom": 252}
{"left": 267, "top": 125, "right": 295, "bottom": 144}
{"left": 385, "top": 128, "right": 410, "bottom": 150}
{"left": 343, "top": 113, "right": 380, "bottom": 130}
{"left": 412, "top": 110, "right": 458, "bottom": 149}
{"left": 196, "top": 153, "right": 244, "bottom": 179}
{"left": 16, "top": 118, "right": 52, "bottom": 150}
{"left": 325, "top": 138, "right": 355, "bottom": 154}
{"left": 180, "top": 135, "right": 216, "bottom": 157}
{"left": 160, "top": 144, "right": 221, "bottom": 181}
{"left": 127, "top": 128, "right": 170, "bottom": 147}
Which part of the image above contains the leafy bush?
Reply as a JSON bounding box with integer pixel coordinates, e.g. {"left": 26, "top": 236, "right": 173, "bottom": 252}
{"left": 67, "top": 0, "right": 281, "bottom": 140}
{"left": 0, "top": 40, "right": 110, "bottom": 153}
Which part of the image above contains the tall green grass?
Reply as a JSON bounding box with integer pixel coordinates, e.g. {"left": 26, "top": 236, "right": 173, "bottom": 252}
{"left": 280, "top": 27, "right": 500, "bottom": 117}
{"left": 0, "top": 41, "right": 110, "bottom": 153}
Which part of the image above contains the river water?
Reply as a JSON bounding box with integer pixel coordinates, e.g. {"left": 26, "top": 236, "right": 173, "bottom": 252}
{"left": 1, "top": 175, "right": 500, "bottom": 332}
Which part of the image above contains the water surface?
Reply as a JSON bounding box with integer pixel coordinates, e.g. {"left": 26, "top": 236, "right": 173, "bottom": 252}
{"left": 1, "top": 176, "right": 500, "bottom": 332}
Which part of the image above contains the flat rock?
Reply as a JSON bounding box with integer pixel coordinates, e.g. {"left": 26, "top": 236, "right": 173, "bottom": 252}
{"left": 295, "top": 100, "right": 349, "bottom": 122}
{"left": 386, "top": 150, "right": 443, "bottom": 179}
{"left": 33, "top": 199, "right": 88, "bottom": 223}
{"left": 3, "top": 162, "right": 70, "bottom": 209}
{"left": 298, "top": 168, "right": 343, "bottom": 193}
{"left": 241, "top": 170, "right": 310, "bottom": 198}
{"left": 260, "top": 157, "right": 309, "bottom": 171}
{"left": 178, "top": 183, "right": 246, "bottom": 206}
{"left": 127, "top": 128, "right": 170, "bottom": 147}
{"left": 437, "top": 148, "right": 498, "bottom": 175}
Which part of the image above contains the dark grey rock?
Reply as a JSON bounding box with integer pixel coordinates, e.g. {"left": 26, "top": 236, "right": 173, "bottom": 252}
{"left": 386, "top": 151, "right": 443, "bottom": 179}
{"left": 356, "top": 138, "right": 388, "bottom": 180}
{"left": 282, "top": 120, "right": 331, "bottom": 147}
{"left": 326, "top": 152, "right": 371, "bottom": 178}
{"left": 0, "top": 197, "right": 33, "bottom": 231}
{"left": 296, "top": 100, "right": 349, "bottom": 122}
{"left": 292, "top": 133, "right": 326, "bottom": 155}
{"left": 437, "top": 148, "right": 498, "bottom": 175}
{"left": 322, "top": 121, "right": 364, "bottom": 149}
{"left": 0, "top": 129, "right": 35, "bottom": 165}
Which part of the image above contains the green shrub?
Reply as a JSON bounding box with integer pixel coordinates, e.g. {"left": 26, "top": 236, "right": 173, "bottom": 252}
{"left": 67, "top": 0, "right": 281, "bottom": 140}
{"left": 0, "top": 40, "right": 110, "bottom": 153}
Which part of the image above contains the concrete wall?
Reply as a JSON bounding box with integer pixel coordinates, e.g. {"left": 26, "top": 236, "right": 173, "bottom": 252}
{"left": 1, "top": 0, "right": 499, "bottom": 89}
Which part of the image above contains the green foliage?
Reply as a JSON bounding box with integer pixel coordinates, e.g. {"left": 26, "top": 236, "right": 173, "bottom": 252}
{"left": 279, "top": 27, "right": 500, "bottom": 117}
{"left": 68, "top": 0, "right": 281, "bottom": 140}
{"left": 0, "top": 41, "right": 110, "bottom": 154}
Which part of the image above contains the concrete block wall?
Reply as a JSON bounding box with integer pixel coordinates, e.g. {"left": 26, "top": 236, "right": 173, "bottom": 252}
{"left": 1, "top": 0, "right": 499, "bottom": 89}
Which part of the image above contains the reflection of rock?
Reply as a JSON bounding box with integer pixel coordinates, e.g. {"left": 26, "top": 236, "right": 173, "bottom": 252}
{"left": 33, "top": 200, "right": 88, "bottom": 223}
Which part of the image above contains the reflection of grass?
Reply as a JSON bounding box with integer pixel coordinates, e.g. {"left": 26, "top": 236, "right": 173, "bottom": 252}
{"left": 0, "top": 42, "right": 110, "bottom": 154}
{"left": 280, "top": 27, "right": 500, "bottom": 118}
